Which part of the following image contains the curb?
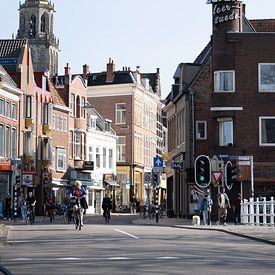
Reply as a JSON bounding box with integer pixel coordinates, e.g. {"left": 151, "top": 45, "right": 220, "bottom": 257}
{"left": 0, "top": 224, "right": 10, "bottom": 246}
{"left": 174, "top": 225, "right": 275, "bottom": 246}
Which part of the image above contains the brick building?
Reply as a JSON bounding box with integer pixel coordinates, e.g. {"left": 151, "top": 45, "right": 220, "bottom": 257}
{"left": 86, "top": 59, "right": 164, "bottom": 206}
{"left": 165, "top": 0, "right": 275, "bottom": 219}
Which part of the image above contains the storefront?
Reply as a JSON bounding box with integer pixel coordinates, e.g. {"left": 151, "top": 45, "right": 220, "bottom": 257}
{"left": 0, "top": 161, "right": 12, "bottom": 202}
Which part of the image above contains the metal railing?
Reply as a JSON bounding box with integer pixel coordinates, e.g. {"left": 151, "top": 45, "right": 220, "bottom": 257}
{"left": 241, "top": 197, "right": 275, "bottom": 226}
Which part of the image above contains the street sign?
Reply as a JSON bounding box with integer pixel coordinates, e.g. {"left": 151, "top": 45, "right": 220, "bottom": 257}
{"left": 125, "top": 179, "right": 130, "bottom": 189}
{"left": 153, "top": 156, "right": 164, "bottom": 173}
{"left": 172, "top": 162, "right": 183, "bottom": 170}
{"left": 144, "top": 172, "right": 152, "bottom": 184}
{"left": 154, "top": 156, "right": 163, "bottom": 168}
{"left": 212, "top": 171, "right": 222, "bottom": 182}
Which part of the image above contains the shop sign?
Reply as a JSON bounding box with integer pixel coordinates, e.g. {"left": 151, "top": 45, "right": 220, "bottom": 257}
{"left": 0, "top": 160, "right": 11, "bottom": 171}
{"left": 22, "top": 174, "right": 33, "bottom": 187}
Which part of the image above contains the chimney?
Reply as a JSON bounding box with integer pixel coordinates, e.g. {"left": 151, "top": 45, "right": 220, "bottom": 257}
{"left": 64, "top": 63, "right": 71, "bottom": 76}
{"left": 106, "top": 58, "right": 115, "bottom": 83}
{"left": 210, "top": 0, "right": 243, "bottom": 34}
{"left": 64, "top": 63, "right": 71, "bottom": 85}
{"left": 83, "top": 64, "right": 89, "bottom": 80}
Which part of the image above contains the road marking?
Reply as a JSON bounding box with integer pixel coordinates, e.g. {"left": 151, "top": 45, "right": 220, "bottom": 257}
{"left": 108, "top": 257, "right": 131, "bottom": 260}
{"left": 11, "top": 258, "right": 32, "bottom": 261}
{"left": 157, "top": 256, "right": 180, "bottom": 260}
{"left": 114, "top": 229, "right": 139, "bottom": 239}
{"left": 57, "top": 258, "right": 81, "bottom": 261}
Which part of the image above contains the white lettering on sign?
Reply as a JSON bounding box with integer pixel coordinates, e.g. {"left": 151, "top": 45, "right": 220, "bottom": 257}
{"left": 207, "top": 0, "right": 241, "bottom": 4}
{"left": 213, "top": 3, "right": 240, "bottom": 25}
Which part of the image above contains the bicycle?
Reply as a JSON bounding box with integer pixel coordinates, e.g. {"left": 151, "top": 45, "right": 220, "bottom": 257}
{"left": 72, "top": 197, "right": 82, "bottom": 230}
{"left": 63, "top": 204, "right": 73, "bottom": 224}
{"left": 26, "top": 203, "right": 35, "bottom": 225}
{"left": 48, "top": 205, "right": 55, "bottom": 223}
{"left": 103, "top": 209, "right": 110, "bottom": 224}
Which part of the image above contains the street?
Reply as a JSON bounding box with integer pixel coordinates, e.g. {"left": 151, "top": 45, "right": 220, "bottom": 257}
{"left": 1, "top": 215, "right": 275, "bottom": 275}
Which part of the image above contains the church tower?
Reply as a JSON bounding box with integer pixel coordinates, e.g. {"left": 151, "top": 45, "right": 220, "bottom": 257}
{"left": 17, "top": 0, "right": 59, "bottom": 76}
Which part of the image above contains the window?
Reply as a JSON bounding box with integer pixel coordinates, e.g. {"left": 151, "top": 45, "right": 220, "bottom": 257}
{"left": 196, "top": 121, "right": 207, "bottom": 140}
{"left": 0, "top": 125, "right": 4, "bottom": 157}
{"left": 116, "top": 103, "right": 126, "bottom": 124}
{"left": 70, "top": 93, "right": 75, "bottom": 117}
{"left": 41, "top": 13, "right": 46, "bottom": 32}
{"left": 218, "top": 118, "right": 233, "bottom": 146}
{"left": 89, "top": 116, "right": 96, "bottom": 129}
{"left": 43, "top": 103, "right": 52, "bottom": 125}
{"left": 81, "top": 97, "right": 85, "bottom": 118}
{"left": 69, "top": 131, "right": 73, "bottom": 158}
{"left": 11, "top": 104, "right": 17, "bottom": 120}
{"left": 11, "top": 128, "right": 17, "bottom": 158}
{"left": 75, "top": 132, "right": 82, "bottom": 159}
{"left": 26, "top": 95, "right": 34, "bottom": 118}
{"left": 259, "top": 64, "right": 275, "bottom": 92}
{"left": 51, "top": 148, "right": 56, "bottom": 170}
{"left": 117, "top": 136, "right": 126, "bottom": 162}
{"left": 109, "top": 149, "right": 113, "bottom": 169}
{"left": 6, "top": 126, "right": 10, "bottom": 159}
{"left": 103, "top": 148, "right": 107, "bottom": 168}
{"left": 88, "top": 146, "right": 93, "bottom": 161}
{"left": 56, "top": 148, "right": 66, "bottom": 171}
{"left": 259, "top": 117, "right": 275, "bottom": 146}
{"left": 0, "top": 99, "right": 4, "bottom": 116}
{"left": 214, "top": 71, "right": 235, "bottom": 92}
{"left": 64, "top": 117, "right": 67, "bottom": 132}
{"left": 29, "top": 15, "right": 36, "bottom": 37}
{"left": 60, "top": 116, "right": 63, "bottom": 132}
{"left": 96, "top": 147, "right": 101, "bottom": 168}
{"left": 52, "top": 114, "right": 56, "bottom": 129}
{"left": 6, "top": 101, "right": 11, "bottom": 118}
{"left": 56, "top": 115, "right": 60, "bottom": 130}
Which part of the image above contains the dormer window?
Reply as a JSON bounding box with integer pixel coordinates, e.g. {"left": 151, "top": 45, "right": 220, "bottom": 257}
{"left": 89, "top": 115, "right": 97, "bottom": 129}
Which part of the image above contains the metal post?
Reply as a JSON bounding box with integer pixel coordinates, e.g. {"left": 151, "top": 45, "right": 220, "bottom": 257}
{"left": 156, "top": 181, "right": 159, "bottom": 223}
{"left": 250, "top": 156, "right": 254, "bottom": 198}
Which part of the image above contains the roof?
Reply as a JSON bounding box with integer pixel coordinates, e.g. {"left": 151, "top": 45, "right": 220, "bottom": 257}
{"left": 0, "top": 65, "right": 17, "bottom": 88}
{"left": 0, "top": 39, "right": 27, "bottom": 72}
{"left": 47, "top": 78, "right": 66, "bottom": 106}
{"left": 250, "top": 19, "right": 275, "bottom": 32}
{"left": 87, "top": 71, "right": 134, "bottom": 86}
{"left": 141, "top": 72, "right": 160, "bottom": 94}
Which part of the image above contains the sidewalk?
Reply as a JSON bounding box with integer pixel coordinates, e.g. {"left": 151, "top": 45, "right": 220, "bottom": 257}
{"left": 133, "top": 217, "right": 275, "bottom": 245}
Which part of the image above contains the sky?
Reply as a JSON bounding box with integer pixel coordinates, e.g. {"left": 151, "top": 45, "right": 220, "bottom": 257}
{"left": 1, "top": 0, "right": 275, "bottom": 99}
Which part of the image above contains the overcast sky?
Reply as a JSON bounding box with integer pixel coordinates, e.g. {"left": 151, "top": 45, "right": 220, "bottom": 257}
{"left": 1, "top": 0, "right": 275, "bottom": 98}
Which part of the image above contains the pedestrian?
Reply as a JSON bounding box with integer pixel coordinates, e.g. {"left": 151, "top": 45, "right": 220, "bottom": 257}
{"left": 232, "top": 193, "right": 241, "bottom": 225}
{"left": 18, "top": 192, "right": 26, "bottom": 222}
{"left": 218, "top": 187, "right": 231, "bottom": 225}
{"left": 200, "top": 194, "right": 213, "bottom": 226}
{"left": 4, "top": 193, "right": 12, "bottom": 221}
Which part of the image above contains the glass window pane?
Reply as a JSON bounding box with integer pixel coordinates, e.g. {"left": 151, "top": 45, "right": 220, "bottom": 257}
{"left": 261, "top": 118, "right": 275, "bottom": 144}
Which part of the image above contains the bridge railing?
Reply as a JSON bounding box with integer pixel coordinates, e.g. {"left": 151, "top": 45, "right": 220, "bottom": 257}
{"left": 241, "top": 197, "right": 275, "bottom": 226}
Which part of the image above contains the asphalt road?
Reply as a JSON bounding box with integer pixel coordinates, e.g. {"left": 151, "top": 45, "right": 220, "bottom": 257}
{"left": 1, "top": 215, "right": 275, "bottom": 275}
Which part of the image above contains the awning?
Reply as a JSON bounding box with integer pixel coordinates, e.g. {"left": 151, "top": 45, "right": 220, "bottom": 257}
{"left": 104, "top": 180, "right": 120, "bottom": 187}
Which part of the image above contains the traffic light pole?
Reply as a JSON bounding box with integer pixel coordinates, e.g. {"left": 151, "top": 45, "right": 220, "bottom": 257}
{"left": 155, "top": 181, "right": 159, "bottom": 223}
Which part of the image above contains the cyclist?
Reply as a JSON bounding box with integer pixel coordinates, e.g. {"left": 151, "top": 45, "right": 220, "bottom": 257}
{"left": 46, "top": 195, "right": 55, "bottom": 222}
{"left": 102, "top": 195, "right": 112, "bottom": 223}
{"left": 71, "top": 181, "right": 86, "bottom": 226}
{"left": 25, "top": 191, "right": 36, "bottom": 223}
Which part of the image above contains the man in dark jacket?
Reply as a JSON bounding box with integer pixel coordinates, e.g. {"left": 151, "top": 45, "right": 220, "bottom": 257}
{"left": 4, "top": 193, "right": 12, "bottom": 221}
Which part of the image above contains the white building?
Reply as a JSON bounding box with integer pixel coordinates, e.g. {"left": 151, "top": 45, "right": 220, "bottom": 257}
{"left": 85, "top": 107, "right": 117, "bottom": 214}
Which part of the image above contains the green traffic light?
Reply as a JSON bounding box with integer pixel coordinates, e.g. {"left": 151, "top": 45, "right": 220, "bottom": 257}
{"left": 200, "top": 175, "right": 205, "bottom": 182}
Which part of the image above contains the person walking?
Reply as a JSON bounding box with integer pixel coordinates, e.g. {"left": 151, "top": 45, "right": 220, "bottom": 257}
{"left": 102, "top": 195, "right": 112, "bottom": 223}
{"left": 4, "top": 193, "right": 12, "bottom": 221}
{"left": 232, "top": 193, "right": 241, "bottom": 225}
{"left": 18, "top": 192, "right": 26, "bottom": 222}
{"left": 218, "top": 187, "right": 231, "bottom": 225}
{"left": 200, "top": 194, "right": 213, "bottom": 226}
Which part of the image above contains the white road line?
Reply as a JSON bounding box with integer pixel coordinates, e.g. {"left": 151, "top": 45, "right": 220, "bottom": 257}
{"left": 11, "top": 258, "right": 32, "bottom": 261}
{"left": 157, "top": 256, "right": 180, "bottom": 260}
{"left": 108, "top": 257, "right": 131, "bottom": 260}
{"left": 57, "top": 258, "right": 81, "bottom": 261}
{"left": 114, "top": 229, "right": 139, "bottom": 239}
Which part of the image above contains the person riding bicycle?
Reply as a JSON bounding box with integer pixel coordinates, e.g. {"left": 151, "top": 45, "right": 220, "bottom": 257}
{"left": 25, "top": 191, "right": 36, "bottom": 223}
{"left": 46, "top": 195, "right": 55, "bottom": 220}
{"left": 102, "top": 195, "right": 112, "bottom": 222}
{"left": 71, "top": 181, "right": 87, "bottom": 226}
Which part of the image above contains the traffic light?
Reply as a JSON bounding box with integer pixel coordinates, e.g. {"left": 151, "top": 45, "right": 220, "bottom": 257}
{"left": 225, "top": 160, "right": 238, "bottom": 189}
{"left": 194, "top": 155, "right": 211, "bottom": 187}
{"left": 15, "top": 175, "right": 20, "bottom": 185}
{"left": 152, "top": 172, "right": 159, "bottom": 187}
